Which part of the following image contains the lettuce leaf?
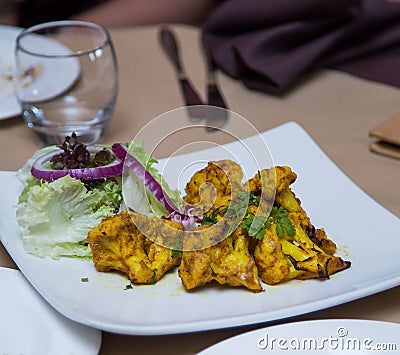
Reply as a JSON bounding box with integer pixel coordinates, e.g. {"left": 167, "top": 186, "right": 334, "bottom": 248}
{"left": 16, "top": 175, "right": 115, "bottom": 258}
{"left": 14, "top": 139, "right": 178, "bottom": 260}
{"left": 122, "top": 141, "right": 183, "bottom": 217}
{"left": 17, "top": 145, "right": 60, "bottom": 203}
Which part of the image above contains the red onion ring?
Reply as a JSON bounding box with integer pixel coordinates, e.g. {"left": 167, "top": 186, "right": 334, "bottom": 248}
{"left": 112, "top": 143, "right": 204, "bottom": 230}
{"left": 112, "top": 143, "right": 179, "bottom": 214}
{"left": 31, "top": 146, "right": 123, "bottom": 182}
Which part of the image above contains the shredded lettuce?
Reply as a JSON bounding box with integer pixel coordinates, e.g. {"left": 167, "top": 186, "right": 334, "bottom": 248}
{"left": 16, "top": 175, "right": 116, "bottom": 259}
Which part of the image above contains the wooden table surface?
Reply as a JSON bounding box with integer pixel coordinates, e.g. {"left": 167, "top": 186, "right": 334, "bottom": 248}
{"left": 0, "top": 25, "right": 399, "bottom": 354}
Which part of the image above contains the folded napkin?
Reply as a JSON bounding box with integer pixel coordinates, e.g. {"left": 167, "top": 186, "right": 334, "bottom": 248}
{"left": 202, "top": 0, "right": 400, "bottom": 95}
{"left": 369, "top": 113, "right": 400, "bottom": 159}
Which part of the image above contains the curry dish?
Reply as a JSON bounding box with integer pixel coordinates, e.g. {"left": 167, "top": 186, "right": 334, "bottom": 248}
{"left": 87, "top": 160, "right": 351, "bottom": 292}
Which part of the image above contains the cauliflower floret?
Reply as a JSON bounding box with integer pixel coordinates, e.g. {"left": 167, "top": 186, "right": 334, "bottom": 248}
{"left": 88, "top": 211, "right": 182, "bottom": 284}
{"left": 179, "top": 224, "right": 263, "bottom": 292}
{"left": 184, "top": 160, "right": 243, "bottom": 212}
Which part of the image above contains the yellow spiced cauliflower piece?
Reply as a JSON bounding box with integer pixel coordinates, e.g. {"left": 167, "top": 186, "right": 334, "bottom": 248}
{"left": 178, "top": 224, "right": 263, "bottom": 292}
{"left": 184, "top": 160, "right": 243, "bottom": 212}
{"left": 88, "top": 211, "right": 182, "bottom": 284}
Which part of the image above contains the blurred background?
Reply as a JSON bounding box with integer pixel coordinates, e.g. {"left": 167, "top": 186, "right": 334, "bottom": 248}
{"left": 1, "top": 0, "right": 217, "bottom": 29}
{"left": 0, "top": 0, "right": 106, "bottom": 27}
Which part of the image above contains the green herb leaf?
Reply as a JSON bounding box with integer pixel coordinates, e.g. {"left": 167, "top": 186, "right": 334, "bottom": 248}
{"left": 253, "top": 228, "right": 266, "bottom": 240}
{"left": 234, "top": 190, "right": 259, "bottom": 207}
{"left": 241, "top": 205, "right": 295, "bottom": 240}
{"left": 241, "top": 212, "right": 267, "bottom": 240}
{"left": 81, "top": 277, "right": 89, "bottom": 282}
{"left": 202, "top": 205, "right": 228, "bottom": 225}
{"left": 282, "top": 217, "right": 296, "bottom": 236}
{"left": 240, "top": 212, "right": 253, "bottom": 231}
{"left": 276, "top": 223, "right": 284, "bottom": 238}
{"left": 201, "top": 190, "right": 295, "bottom": 241}
{"left": 171, "top": 249, "right": 182, "bottom": 258}
{"left": 248, "top": 192, "right": 260, "bottom": 206}
{"left": 268, "top": 206, "right": 296, "bottom": 238}
{"left": 150, "top": 273, "right": 157, "bottom": 285}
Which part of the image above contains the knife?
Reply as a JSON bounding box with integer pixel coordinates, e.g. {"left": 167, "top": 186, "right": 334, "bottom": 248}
{"left": 203, "top": 43, "right": 227, "bottom": 110}
{"left": 202, "top": 39, "right": 229, "bottom": 131}
{"left": 159, "top": 27, "right": 204, "bottom": 119}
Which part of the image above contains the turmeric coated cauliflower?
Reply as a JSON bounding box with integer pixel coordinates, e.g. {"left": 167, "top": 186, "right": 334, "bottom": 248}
{"left": 88, "top": 211, "right": 182, "bottom": 284}
{"left": 246, "top": 166, "right": 350, "bottom": 285}
{"left": 87, "top": 161, "right": 351, "bottom": 293}
{"left": 184, "top": 160, "right": 243, "bottom": 212}
{"left": 179, "top": 224, "right": 263, "bottom": 292}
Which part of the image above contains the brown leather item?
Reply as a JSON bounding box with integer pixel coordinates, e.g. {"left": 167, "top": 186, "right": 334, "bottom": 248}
{"left": 369, "top": 114, "right": 400, "bottom": 159}
{"left": 370, "top": 141, "right": 400, "bottom": 160}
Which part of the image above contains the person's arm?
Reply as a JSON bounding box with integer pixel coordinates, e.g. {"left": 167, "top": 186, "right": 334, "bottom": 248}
{"left": 72, "top": 0, "right": 218, "bottom": 27}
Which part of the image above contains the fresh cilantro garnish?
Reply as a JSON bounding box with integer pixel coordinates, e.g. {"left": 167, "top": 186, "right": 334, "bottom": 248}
{"left": 124, "top": 283, "right": 133, "bottom": 290}
{"left": 265, "top": 206, "right": 296, "bottom": 238}
{"left": 242, "top": 206, "right": 295, "bottom": 240}
{"left": 171, "top": 248, "right": 182, "bottom": 258}
{"left": 234, "top": 190, "right": 260, "bottom": 207}
{"left": 81, "top": 277, "right": 89, "bottom": 282}
{"left": 241, "top": 212, "right": 267, "bottom": 240}
{"left": 201, "top": 190, "right": 295, "bottom": 240}
{"left": 235, "top": 190, "right": 260, "bottom": 206}
{"left": 249, "top": 193, "right": 260, "bottom": 206}
{"left": 202, "top": 190, "right": 261, "bottom": 226}
{"left": 202, "top": 205, "right": 228, "bottom": 225}
{"left": 150, "top": 273, "right": 157, "bottom": 285}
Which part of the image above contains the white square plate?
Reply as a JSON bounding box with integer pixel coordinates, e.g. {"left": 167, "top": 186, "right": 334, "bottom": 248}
{"left": 0, "top": 267, "right": 101, "bottom": 354}
{"left": 199, "top": 319, "right": 400, "bottom": 354}
{"left": 1, "top": 122, "right": 399, "bottom": 335}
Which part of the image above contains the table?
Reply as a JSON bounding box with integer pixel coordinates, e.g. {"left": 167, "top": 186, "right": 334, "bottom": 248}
{"left": 1, "top": 25, "right": 399, "bottom": 354}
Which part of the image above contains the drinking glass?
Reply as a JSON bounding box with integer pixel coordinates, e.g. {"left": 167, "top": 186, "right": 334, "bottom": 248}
{"left": 14, "top": 21, "right": 118, "bottom": 145}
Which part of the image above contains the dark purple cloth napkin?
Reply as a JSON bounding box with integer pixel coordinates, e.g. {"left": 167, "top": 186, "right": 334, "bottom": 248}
{"left": 202, "top": 0, "right": 400, "bottom": 95}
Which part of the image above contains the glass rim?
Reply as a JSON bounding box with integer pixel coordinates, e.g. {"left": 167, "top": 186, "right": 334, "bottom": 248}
{"left": 15, "top": 20, "right": 112, "bottom": 58}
